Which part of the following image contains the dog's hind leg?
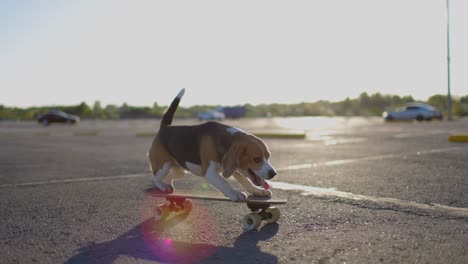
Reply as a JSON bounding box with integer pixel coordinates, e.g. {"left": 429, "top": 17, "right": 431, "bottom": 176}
{"left": 151, "top": 162, "right": 174, "bottom": 192}
{"left": 149, "top": 137, "right": 175, "bottom": 192}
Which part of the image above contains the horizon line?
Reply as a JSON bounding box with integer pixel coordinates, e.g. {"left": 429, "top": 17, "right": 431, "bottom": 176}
{"left": 2, "top": 92, "right": 460, "bottom": 109}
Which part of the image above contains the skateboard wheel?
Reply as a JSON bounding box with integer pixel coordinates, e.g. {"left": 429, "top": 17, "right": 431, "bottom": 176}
{"left": 182, "top": 199, "right": 192, "bottom": 213}
{"left": 264, "top": 207, "right": 281, "bottom": 224}
{"left": 154, "top": 205, "right": 169, "bottom": 220}
{"left": 242, "top": 213, "right": 262, "bottom": 230}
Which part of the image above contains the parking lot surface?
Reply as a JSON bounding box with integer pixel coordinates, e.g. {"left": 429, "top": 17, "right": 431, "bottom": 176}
{"left": 1, "top": 117, "right": 468, "bottom": 263}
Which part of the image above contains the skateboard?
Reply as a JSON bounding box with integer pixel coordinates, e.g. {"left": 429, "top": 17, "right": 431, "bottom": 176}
{"left": 143, "top": 187, "right": 287, "bottom": 230}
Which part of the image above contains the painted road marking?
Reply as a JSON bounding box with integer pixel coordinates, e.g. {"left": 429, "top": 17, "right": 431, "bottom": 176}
{"left": 270, "top": 181, "right": 468, "bottom": 218}
{"left": 2, "top": 146, "right": 465, "bottom": 188}
{"left": 2, "top": 172, "right": 467, "bottom": 218}
{"left": 1, "top": 146, "right": 467, "bottom": 218}
{"left": 393, "top": 130, "right": 449, "bottom": 139}
{"left": 0, "top": 173, "right": 148, "bottom": 188}
{"left": 278, "top": 146, "right": 466, "bottom": 172}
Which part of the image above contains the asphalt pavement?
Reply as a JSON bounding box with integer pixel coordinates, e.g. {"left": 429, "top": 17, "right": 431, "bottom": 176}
{"left": 1, "top": 117, "right": 468, "bottom": 264}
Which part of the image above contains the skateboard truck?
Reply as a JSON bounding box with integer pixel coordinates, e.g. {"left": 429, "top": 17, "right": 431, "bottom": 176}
{"left": 144, "top": 187, "right": 286, "bottom": 230}
{"left": 153, "top": 197, "right": 193, "bottom": 220}
{"left": 243, "top": 202, "right": 281, "bottom": 230}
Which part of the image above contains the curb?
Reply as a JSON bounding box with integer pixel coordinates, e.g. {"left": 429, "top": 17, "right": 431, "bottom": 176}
{"left": 136, "top": 131, "right": 306, "bottom": 139}
{"left": 74, "top": 130, "right": 99, "bottom": 136}
{"left": 253, "top": 132, "right": 306, "bottom": 139}
{"left": 448, "top": 135, "right": 468, "bottom": 142}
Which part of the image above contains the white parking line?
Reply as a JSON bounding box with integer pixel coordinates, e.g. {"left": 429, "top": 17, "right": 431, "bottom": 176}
{"left": 3, "top": 147, "right": 464, "bottom": 188}
{"left": 2, "top": 172, "right": 468, "bottom": 218}
{"left": 270, "top": 181, "right": 468, "bottom": 218}
{"left": 1, "top": 145, "right": 467, "bottom": 218}
{"left": 278, "top": 146, "right": 466, "bottom": 171}
{"left": 0, "top": 173, "right": 148, "bottom": 188}
{"left": 393, "top": 130, "right": 448, "bottom": 139}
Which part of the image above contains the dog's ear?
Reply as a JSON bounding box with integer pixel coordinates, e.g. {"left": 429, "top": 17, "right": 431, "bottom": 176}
{"left": 222, "top": 141, "right": 244, "bottom": 178}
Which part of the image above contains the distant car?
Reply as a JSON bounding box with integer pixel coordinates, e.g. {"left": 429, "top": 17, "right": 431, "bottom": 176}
{"left": 222, "top": 106, "right": 246, "bottom": 118}
{"left": 37, "top": 110, "right": 80, "bottom": 125}
{"left": 197, "top": 110, "right": 225, "bottom": 121}
{"left": 383, "top": 103, "right": 443, "bottom": 121}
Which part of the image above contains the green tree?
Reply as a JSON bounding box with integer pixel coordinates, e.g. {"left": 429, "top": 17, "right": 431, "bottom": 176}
{"left": 427, "top": 94, "right": 447, "bottom": 111}
{"left": 104, "top": 105, "right": 119, "bottom": 119}
{"left": 75, "top": 102, "right": 92, "bottom": 117}
{"left": 460, "top": 95, "right": 468, "bottom": 104}
{"left": 92, "top": 101, "right": 103, "bottom": 119}
{"left": 151, "top": 102, "right": 164, "bottom": 117}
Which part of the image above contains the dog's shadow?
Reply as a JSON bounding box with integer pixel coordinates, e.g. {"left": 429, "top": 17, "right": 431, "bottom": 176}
{"left": 66, "top": 213, "right": 279, "bottom": 264}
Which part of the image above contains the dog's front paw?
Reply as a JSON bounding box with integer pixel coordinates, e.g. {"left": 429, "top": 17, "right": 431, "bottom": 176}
{"left": 253, "top": 188, "right": 272, "bottom": 197}
{"left": 228, "top": 191, "right": 248, "bottom": 202}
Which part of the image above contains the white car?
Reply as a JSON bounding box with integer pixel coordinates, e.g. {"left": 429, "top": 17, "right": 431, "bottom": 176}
{"left": 383, "top": 103, "right": 443, "bottom": 121}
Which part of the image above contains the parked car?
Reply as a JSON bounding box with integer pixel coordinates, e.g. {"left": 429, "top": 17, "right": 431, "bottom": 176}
{"left": 37, "top": 110, "right": 80, "bottom": 125}
{"left": 222, "top": 106, "right": 246, "bottom": 118}
{"left": 383, "top": 103, "right": 443, "bottom": 121}
{"left": 197, "top": 110, "right": 225, "bottom": 121}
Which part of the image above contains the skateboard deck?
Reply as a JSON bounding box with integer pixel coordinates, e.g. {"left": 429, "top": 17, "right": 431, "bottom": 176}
{"left": 143, "top": 187, "right": 287, "bottom": 230}
{"left": 144, "top": 187, "right": 287, "bottom": 204}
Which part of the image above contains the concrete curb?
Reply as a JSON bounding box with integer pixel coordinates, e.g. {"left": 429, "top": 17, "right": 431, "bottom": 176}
{"left": 136, "top": 131, "right": 306, "bottom": 139}
{"left": 74, "top": 130, "right": 99, "bottom": 136}
{"left": 448, "top": 135, "right": 468, "bottom": 142}
{"left": 253, "top": 132, "right": 306, "bottom": 139}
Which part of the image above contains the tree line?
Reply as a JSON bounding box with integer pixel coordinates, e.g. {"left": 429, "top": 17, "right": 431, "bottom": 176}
{"left": 1, "top": 92, "right": 467, "bottom": 120}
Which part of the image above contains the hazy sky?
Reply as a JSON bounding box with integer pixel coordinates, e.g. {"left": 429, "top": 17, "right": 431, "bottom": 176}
{"left": 1, "top": 0, "right": 467, "bottom": 107}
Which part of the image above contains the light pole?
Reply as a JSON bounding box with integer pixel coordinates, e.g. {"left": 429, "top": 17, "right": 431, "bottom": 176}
{"left": 446, "top": 0, "right": 452, "bottom": 120}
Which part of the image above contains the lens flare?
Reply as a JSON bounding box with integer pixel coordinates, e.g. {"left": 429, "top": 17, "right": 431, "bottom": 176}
{"left": 140, "top": 194, "right": 220, "bottom": 263}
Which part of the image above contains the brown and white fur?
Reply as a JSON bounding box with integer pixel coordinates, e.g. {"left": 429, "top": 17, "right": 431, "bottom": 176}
{"left": 148, "top": 89, "right": 277, "bottom": 202}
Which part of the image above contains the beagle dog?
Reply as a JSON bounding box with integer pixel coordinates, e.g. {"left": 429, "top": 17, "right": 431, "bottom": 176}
{"left": 148, "top": 89, "right": 277, "bottom": 202}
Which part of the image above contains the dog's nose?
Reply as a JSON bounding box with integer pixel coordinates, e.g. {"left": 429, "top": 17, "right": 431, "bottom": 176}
{"left": 268, "top": 169, "right": 277, "bottom": 179}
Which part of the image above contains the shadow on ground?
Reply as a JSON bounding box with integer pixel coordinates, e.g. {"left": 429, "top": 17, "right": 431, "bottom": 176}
{"left": 66, "top": 213, "right": 279, "bottom": 264}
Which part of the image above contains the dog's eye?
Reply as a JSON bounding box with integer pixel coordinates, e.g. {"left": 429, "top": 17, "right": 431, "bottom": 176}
{"left": 253, "top": 157, "right": 262, "bottom": 163}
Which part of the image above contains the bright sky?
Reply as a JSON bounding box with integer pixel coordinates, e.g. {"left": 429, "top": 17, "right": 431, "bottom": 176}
{"left": 1, "top": 0, "right": 467, "bottom": 107}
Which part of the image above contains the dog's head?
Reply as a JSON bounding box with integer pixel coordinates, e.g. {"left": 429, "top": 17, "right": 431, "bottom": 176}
{"left": 222, "top": 134, "right": 277, "bottom": 189}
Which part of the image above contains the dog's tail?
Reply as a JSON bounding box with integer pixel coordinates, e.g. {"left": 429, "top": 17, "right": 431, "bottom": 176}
{"left": 160, "top": 88, "right": 185, "bottom": 128}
